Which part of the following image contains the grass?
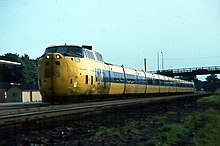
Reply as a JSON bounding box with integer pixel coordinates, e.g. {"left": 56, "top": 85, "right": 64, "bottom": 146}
{"left": 92, "top": 120, "right": 141, "bottom": 141}
{"left": 148, "top": 90, "right": 220, "bottom": 146}
{"left": 147, "top": 112, "right": 203, "bottom": 146}
{"left": 197, "top": 89, "right": 220, "bottom": 103}
{"left": 91, "top": 116, "right": 167, "bottom": 145}
{"left": 91, "top": 91, "right": 220, "bottom": 145}
{"left": 192, "top": 109, "right": 220, "bottom": 146}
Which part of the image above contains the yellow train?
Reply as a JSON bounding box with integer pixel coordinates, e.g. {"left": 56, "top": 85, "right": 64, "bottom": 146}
{"left": 38, "top": 45, "right": 194, "bottom": 102}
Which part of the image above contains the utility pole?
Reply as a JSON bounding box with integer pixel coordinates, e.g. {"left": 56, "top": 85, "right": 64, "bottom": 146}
{"left": 157, "top": 52, "right": 160, "bottom": 71}
{"left": 144, "top": 58, "right": 147, "bottom": 72}
{"left": 161, "top": 52, "right": 164, "bottom": 70}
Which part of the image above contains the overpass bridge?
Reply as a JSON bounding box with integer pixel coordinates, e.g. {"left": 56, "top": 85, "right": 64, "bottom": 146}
{"left": 150, "top": 66, "right": 220, "bottom": 77}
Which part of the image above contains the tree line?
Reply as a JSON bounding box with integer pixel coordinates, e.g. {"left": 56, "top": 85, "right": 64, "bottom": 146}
{"left": 0, "top": 53, "right": 38, "bottom": 85}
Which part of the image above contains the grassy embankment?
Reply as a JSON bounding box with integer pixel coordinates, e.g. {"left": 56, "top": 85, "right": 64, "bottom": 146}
{"left": 91, "top": 90, "right": 220, "bottom": 145}
{"left": 148, "top": 89, "right": 220, "bottom": 146}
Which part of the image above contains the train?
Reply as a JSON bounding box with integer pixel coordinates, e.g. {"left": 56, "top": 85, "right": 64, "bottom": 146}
{"left": 38, "top": 45, "right": 195, "bottom": 102}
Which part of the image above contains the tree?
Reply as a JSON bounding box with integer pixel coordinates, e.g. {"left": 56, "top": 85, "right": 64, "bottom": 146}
{"left": 206, "top": 74, "right": 218, "bottom": 83}
{"left": 21, "top": 54, "right": 38, "bottom": 85}
{"left": 1, "top": 53, "right": 21, "bottom": 62}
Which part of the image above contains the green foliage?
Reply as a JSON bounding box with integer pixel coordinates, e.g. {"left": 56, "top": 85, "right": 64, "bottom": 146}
{"left": 92, "top": 120, "right": 141, "bottom": 142}
{"left": 95, "top": 126, "right": 120, "bottom": 138}
{"left": 197, "top": 89, "right": 220, "bottom": 103}
{"left": 192, "top": 109, "right": 220, "bottom": 146}
{"left": 1, "top": 53, "right": 22, "bottom": 62}
{"left": 20, "top": 54, "right": 38, "bottom": 85}
{"left": 148, "top": 112, "right": 202, "bottom": 146}
{"left": 206, "top": 74, "right": 219, "bottom": 83}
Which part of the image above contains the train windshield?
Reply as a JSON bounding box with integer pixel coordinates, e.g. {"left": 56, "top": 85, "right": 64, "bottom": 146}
{"left": 44, "top": 46, "right": 84, "bottom": 58}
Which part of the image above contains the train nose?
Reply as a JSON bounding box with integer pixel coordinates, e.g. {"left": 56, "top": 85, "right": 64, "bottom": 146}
{"left": 44, "top": 53, "right": 62, "bottom": 78}
{"left": 44, "top": 53, "right": 62, "bottom": 62}
{"left": 39, "top": 53, "right": 68, "bottom": 100}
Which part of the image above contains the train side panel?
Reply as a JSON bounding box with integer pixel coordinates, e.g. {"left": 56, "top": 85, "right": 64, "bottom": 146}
{"left": 146, "top": 73, "right": 156, "bottom": 94}
{"left": 168, "top": 77, "right": 177, "bottom": 93}
{"left": 136, "top": 70, "right": 147, "bottom": 94}
{"left": 176, "top": 79, "right": 184, "bottom": 93}
{"left": 108, "top": 65, "right": 125, "bottom": 94}
{"left": 124, "top": 68, "right": 138, "bottom": 94}
{"left": 159, "top": 75, "right": 169, "bottom": 93}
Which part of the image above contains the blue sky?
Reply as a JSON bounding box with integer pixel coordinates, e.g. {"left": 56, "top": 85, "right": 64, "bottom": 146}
{"left": 0, "top": 0, "right": 220, "bottom": 73}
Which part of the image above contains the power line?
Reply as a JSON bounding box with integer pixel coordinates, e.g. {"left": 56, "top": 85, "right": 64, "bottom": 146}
{"left": 147, "top": 56, "right": 220, "bottom": 61}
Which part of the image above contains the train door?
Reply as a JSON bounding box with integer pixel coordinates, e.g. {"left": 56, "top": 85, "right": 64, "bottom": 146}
{"left": 94, "top": 68, "right": 102, "bottom": 94}
{"left": 154, "top": 74, "right": 160, "bottom": 94}
{"left": 136, "top": 70, "right": 146, "bottom": 94}
{"left": 102, "top": 64, "right": 111, "bottom": 94}
{"left": 145, "top": 73, "right": 154, "bottom": 94}
{"left": 167, "top": 77, "right": 171, "bottom": 93}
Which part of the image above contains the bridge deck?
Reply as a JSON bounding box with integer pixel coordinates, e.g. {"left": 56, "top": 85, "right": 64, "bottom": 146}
{"left": 150, "top": 66, "right": 220, "bottom": 77}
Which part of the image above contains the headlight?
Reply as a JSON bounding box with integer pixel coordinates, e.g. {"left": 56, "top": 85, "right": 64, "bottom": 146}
{"left": 56, "top": 54, "right": 62, "bottom": 59}
{"left": 46, "top": 55, "right": 50, "bottom": 59}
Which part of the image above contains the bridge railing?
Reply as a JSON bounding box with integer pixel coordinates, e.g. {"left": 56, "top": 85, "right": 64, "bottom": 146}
{"left": 171, "top": 66, "right": 220, "bottom": 74}
{"left": 149, "top": 66, "right": 220, "bottom": 75}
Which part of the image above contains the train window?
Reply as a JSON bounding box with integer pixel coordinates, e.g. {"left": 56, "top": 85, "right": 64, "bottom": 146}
{"left": 85, "top": 50, "right": 90, "bottom": 58}
{"left": 95, "top": 68, "right": 101, "bottom": 82}
{"left": 85, "top": 50, "right": 95, "bottom": 60}
{"left": 137, "top": 76, "right": 145, "bottom": 84}
{"left": 44, "top": 47, "right": 56, "bottom": 54}
{"left": 95, "top": 52, "right": 104, "bottom": 62}
{"left": 90, "top": 52, "right": 95, "bottom": 60}
{"left": 164, "top": 80, "right": 167, "bottom": 86}
{"left": 99, "top": 54, "right": 104, "bottom": 62}
{"left": 70, "top": 79, "right": 72, "bottom": 84}
{"left": 91, "top": 76, "right": 93, "bottom": 85}
{"left": 155, "top": 79, "right": 160, "bottom": 85}
{"left": 57, "top": 47, "right": 68, "bottom": 54}
{"left": 160, "top": 80, "right": 163, "bottom": 85}
{"left": 68, "top": 47, "right": 84, "bottom": 58}
{"left": 85, "top": 75, "right": 88, "bottom": 84}
{"left": 169, "top": 81, "right": 172, "bottom": 86}
{"left": 147, "top": 78, "right": 153, "bottom": 85}
{"left": 44, "top": 46, "right": 84, "bottom": 58}
{"left": 103, "top": 70, "right": 110, "bottom": 82}
{"left": 111, "top": 72, "right": 124, "bottom": 83}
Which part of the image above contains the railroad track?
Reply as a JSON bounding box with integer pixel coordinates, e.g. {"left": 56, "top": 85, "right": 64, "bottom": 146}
{"left": 0, "top": 92, "right": 211, "bottom": 127}
{"left": 0, "top": 102, "right": 49, "bottom": 110}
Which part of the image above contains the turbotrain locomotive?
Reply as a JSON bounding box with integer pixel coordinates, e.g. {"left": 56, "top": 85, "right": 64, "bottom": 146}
{"left": 38, "top": 45, "right": 194, "bottom": 102}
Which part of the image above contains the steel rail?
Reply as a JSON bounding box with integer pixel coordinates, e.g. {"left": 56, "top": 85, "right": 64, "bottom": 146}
{"left": 0, "top": 92, "right": 211, "bottom": 126}
{"left": 0, "top": 98, "right": 146, "bottom": 126}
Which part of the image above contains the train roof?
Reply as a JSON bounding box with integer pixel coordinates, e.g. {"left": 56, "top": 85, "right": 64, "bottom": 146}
{"left": 46, "top": 44, "right": 95, "bottom": 53}
{"left": 46, "top": 44, "right": 82, "bottom": 48}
